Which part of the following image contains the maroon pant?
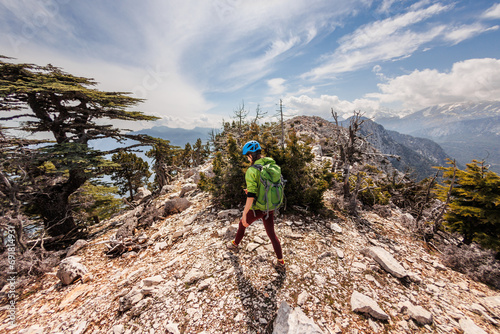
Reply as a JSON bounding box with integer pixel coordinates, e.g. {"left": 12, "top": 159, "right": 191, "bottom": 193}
{"left": 234, "top": 210, "right": 283, "bottom": 260}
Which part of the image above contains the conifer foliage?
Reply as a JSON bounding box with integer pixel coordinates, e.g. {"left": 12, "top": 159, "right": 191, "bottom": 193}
{"left": 199, "top": 109, "right": 332, "bottom": 212}
{"left": 436, "top": 159, "right": 500, "bottom": 250}
{"left": 0, "top": 57, "right": 158, "bottom": 237}
{"left": 111, "top": 152, "right": 151, "bottom": 200}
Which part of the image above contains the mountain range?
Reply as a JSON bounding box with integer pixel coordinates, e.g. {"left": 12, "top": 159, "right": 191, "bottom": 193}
{"left": 134, "top": 117, "right": 451, "bottom": 180}
{"left": 357, "top": 119, "right": 450, "bottom": 179}
{"left": 133, "top": 126, "right": 212, "bottom": 147}
{"left": 376, "top": 101, "right": 500, "bottom": 174}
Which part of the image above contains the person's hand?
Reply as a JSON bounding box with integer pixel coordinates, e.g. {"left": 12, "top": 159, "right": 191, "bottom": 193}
{"left": 242, "top": 214, "right": 249, "bottom": 227}
{"left": 244, "top": 188, "right": 248, "bottom": 194}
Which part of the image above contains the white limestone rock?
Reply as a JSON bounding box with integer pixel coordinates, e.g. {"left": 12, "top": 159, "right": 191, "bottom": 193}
{"left": 400, "top": 301, "right": 433, "bottom": 325}
{"left": 142, "top": 275, "right": 163, "bottom": 287}
{"left": 218, "top": 209, "right": 240, "bottom": 219}
{"left": 361, "top": 246, "right": 408, "bottom": 278}
{"left": 351, "top": 291, "right": 389, "bottom": 321}
{"left": 297, "top": 291, "right": 310, "bottom": 306}
{"left": 180, "top": 183, "right": 197, "bottom": 197}
{"left": 66, "top": 239, "right": 88, "bottom": 257}
{"left": 272, "top": 301, "right": 324, "bottom": 334}
{"left": 459, "top": 318, "right": 487, "bottom": 334}
{"left": 183, "top": 268, "right": 205, "bottom": 284}
{"left": 56, "top": 256, "right": 88, "bottom": 285}
{"left": 330, "top": 223, "right": 343, "bottom": 233}
{"left": 118, "top": 286, "right": 144, "bottom": 312}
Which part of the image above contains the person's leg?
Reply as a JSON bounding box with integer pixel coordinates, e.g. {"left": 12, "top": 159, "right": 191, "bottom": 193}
{"left": 262, "top": 211, "right": 283, "bottom": 261}
{"left": 234, "top": 210, "right": 264, "bottom": 245}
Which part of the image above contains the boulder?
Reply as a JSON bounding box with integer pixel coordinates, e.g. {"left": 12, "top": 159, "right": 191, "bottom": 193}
{"left": 361, "top": 246, "right": 408, "bottom": 278}
{"left": 218, "top": 209, "right": 240, "bottom": 219}
{"left": 66, "top": 239, "right": 88, "bottom": 257}
{"left": 219, "top": 224, "right": 238, "bottom": 239}
{"left": 129, "top": 297, "right": 152, "bottom": 317}
{"left": 351, "top": 291, "right": 389, "bottom": 321}
{"left": 180, "top": 183, "right": 197, "bottom": 197}
{"left": 200, "top": 163, "right": 215, "bottom": 178}
{"left": 330, "top": 222, "right": 343, "bottom": 233}
{"left": 56, "top": 256, "right": 88, "bottom": 285}
{"left": 400, "top": 301, "right": 433, "bottom": 325}
{"left": 111, "top": 325, "right": 125, "bottom": 334}
{"left": 273, "top": 301, "right": 324, "bottom": 334}
{"left": 160, "top": 184, "right": 176, "bottom": 195}
{"left": 163, "top": 198, "right": 192, "bottom": 216}
{"left": 481, "top": 295, "right": 500, "bottom": 316}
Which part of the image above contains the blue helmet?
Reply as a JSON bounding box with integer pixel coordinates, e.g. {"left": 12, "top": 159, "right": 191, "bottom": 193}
{"left": 242, "top": 140, "right": 261, "bottom": 155}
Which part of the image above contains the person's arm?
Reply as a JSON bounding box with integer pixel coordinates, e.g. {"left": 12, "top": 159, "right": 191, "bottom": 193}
{"left": 242, "top": 167, "right": 258, "bottom": 226}
{"left": 241, "top": 196, "right": 254, "bottom": 227}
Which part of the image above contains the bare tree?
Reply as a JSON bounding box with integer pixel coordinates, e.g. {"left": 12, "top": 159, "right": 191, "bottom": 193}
{"left": 233, "top": 100, "right": 248, "bottom": 140}
{"left": 252, "top": 104, "right": 267, "bottom": 124}
{"left": 331, "top": 110, "right": 367, "bottom": 214}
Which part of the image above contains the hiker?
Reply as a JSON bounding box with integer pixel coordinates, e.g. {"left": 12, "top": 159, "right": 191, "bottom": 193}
{"left": 227, "top": 140, "right": 285, "bottom": 268}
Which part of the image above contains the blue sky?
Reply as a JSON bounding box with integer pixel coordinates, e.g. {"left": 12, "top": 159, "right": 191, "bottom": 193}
{"left": 1, "top": 0, "right": 500, "bottom": 129}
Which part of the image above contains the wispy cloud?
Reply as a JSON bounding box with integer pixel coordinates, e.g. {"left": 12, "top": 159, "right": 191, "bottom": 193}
{"left": 444, "top": 24, "right": 499, "bottom": 45}
{"left": 483, "top": 3, "right": 500, "bottom": 19}
{"left": 302, "top": 1, "right": 452, "bottom": 80}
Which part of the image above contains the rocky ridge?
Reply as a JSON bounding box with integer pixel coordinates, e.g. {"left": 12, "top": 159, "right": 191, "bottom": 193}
{"left": 5, "top": 168, "right": 499, "bottom": 334}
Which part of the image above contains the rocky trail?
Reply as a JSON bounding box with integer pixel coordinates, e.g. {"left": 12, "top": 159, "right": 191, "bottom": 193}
{"left": 4, "top": 175, "right": 500, "bottom": 334}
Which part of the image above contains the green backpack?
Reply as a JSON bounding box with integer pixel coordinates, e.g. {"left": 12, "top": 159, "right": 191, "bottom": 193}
{"left": 251, "top": 162, "right": 286, "bottom": 217}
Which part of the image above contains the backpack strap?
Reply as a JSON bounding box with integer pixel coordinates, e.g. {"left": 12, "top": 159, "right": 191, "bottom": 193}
{"left": 250, "top": 164, "right": 263, "bottom": 171}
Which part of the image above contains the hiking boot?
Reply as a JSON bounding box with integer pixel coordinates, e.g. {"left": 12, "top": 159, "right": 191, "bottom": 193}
{"left": 226, "top": 240, "right": 239, "bottom": 253}
{"left": 275, "top": 259, "right": 286, "bottom": 271}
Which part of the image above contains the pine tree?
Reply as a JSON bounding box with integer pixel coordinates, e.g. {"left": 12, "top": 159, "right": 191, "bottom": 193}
{"left": 436, "top": 160, "right": 500, "bottom": 250}
{"left": 111, "top": 152, "right": 151, "bottom": 200}
{"left": 181, "top": 143, "right": 193, "bottom": 168}
{"left": 69, "top": 182, "right": 124, "bottom": 225}
{"left": 145, "top": 138, "right": 180, "bottom": 190}
{"left": 192, "top": 138, "right": 209, "bottom": 167}
{"left": 0, "top": 57, "right": 158, "bottom": 236}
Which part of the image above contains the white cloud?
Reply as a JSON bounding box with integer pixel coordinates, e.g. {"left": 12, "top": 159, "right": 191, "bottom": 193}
{"left": 367, "top": 58, "right": 500, "bottom": 109}
{"left": 267, "top": 78, "right": 287, "bottom": 95}
{"left": 283, "top": 94, "right": 382, "bottom": 120}
{"left": 302, "top": 2, "right": 452, "bottom": 80}
{"left": 444, "top": 24, "right": 499, "bottom": 45}
{"left": 377, "top": 0, "right": 398, "bottom": 14}
{"left": 483, "top": 3, "right": 500, "bottom": 19}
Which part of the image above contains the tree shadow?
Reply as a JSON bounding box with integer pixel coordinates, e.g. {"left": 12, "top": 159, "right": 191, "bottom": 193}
{"left": 229, "top": 253, "right": 286, "bottom": 334}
